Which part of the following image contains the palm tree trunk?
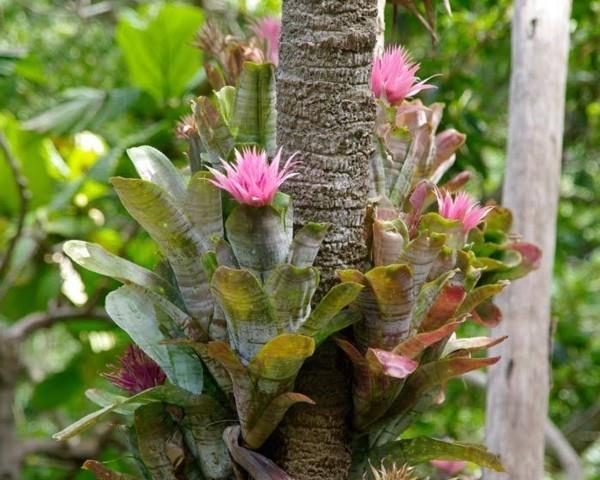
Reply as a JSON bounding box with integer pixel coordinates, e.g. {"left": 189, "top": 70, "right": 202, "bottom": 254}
{"left": 273, "top": 0, "right": 377, "bottom": 478}
{"left": 484, "top": 1, "right": 571, "bottom": 479}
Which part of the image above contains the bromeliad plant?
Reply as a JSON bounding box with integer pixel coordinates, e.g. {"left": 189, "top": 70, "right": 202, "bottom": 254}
{"left": 55, "top": 44, "right": 539, "bottom": 480}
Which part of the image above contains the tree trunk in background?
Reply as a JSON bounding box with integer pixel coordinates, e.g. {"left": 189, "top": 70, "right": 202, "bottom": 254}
{"left": 485, "top": 2, "right": 571, "bottom": 479}
{"left": 272, "top": 0, "right": 377, "bottom": 478}
{"left": 0, "top": 338, "right": 22, "bottom": 480}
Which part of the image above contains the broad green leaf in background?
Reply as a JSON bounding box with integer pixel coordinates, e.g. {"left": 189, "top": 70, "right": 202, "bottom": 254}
{"left": 0, "top": 114, "right": 55, "bottom": 215}
{"left": 116, "top": 3, "right": 204, "bottom": 104}
{"left": 23, "top": 87, "right": 139, "bottom": 136}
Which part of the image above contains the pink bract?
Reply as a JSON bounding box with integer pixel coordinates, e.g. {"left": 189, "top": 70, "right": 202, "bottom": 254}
{"left": 103, "top": 345, "right": 166, "bottom": 395}
{"left": 436, "top": 190, "right": 493, "bottom": 232}
{"left": 208, "top": 147, "right": 298, "bottom": 207}
{"left": 251, "top": 17, "right": 281, "bottom": 65}
{"left": 430, "top": 459, "right": 467, "bottom": 477}
{"left": 371, "top": 46, "right": 436, "bottom": 105}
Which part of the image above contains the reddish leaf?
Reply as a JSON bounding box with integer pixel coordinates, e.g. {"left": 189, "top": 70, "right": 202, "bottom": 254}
{"left": 394, "top": 321, "right": 462, "bottom": 357}
{"left": 420, "top": 284, "right": 466, "bottom": 331}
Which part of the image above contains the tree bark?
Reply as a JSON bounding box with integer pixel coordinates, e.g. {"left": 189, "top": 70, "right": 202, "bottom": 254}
{"left": 485, "top": 2, "right": 571, "bottom": 479}
{"left": 0, "top": 337, "right": 23, "bottom": 480}
{"left": 274, "top": 1, "right": 377, "bottom": 478}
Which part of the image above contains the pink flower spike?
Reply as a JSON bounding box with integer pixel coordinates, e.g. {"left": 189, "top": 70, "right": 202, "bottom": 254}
{"left": 207, "top": 147, "right": 298, "bottom": 207}
{"left": 103, "top": 345, "right": 166, "bottom": 395}
{"left": 251, "top": 17, "right": 281, "bottom": 65}
{"left": 430, "top": 459, "right": 467, "bottom": 477}
{"left": 371, "top": 46, "right": 437, "bottom": 105}
{"left": 435, "top": 189, "right": 493, "bottom": 232}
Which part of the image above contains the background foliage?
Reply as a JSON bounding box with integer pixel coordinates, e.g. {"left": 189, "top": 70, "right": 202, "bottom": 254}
{"left": 0, "top": 0, "right": 598, "bottom": 478}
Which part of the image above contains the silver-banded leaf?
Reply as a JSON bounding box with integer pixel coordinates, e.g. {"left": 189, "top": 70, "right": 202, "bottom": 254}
{"left": 85, "top": 389, "right": 139, "bottom": 415}
{"left": 185, "top": 171, "right": 224, "bottom": 240}
{"left": 389, "top": 123, "right": 432, "bottom": 205}
{"left": 265, "top": 264, "right": 319, "bottom": 331}
{"left": 287, "top": 223, "right": 329, "bottom": 268}
{"left": 398, "top": 231, "right": 446, "bottom": 296}
{"left": 192, "top": 96, "right": 234, "bottom": 166}
{"left": 340, "top": 265, "right": 415, "bottom": 351}
{"left": 53, "top": 384, "right": 194, "bottom": 440}
{"left": 372, "top": 219, "right": 407, "bottom": 266}
{"left": 210, "top": 267, "right": 278, "bottom": 363}
{"left": 105, "top": 285, "right": 203, "bottom": 394}
{"left": 181, "top": 395, "right": 233, "bottom": 480}
{"left": 231, "top": 62, "right": 277, "bottom": 154}
{"left": 111, "top": 177, "right": 212, "bottom": 328}
{"left": 370, "top": 437, "right": 504, "bottom": 472}
{"left": 135, "top": 403, "right": 181, "bottom": 479}
{"left": 63, "top": 240, "right": 175, "bottom": 296}
{"left": 225, "top": 205, "right": 291, "bottom": 278}
{"left": 127, "top": 146, "right": 187, "bottom": 204}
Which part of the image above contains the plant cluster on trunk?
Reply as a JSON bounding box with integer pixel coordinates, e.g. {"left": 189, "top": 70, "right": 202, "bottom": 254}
{"left": 54, "top": 7, "right": 540, "bottom": 480}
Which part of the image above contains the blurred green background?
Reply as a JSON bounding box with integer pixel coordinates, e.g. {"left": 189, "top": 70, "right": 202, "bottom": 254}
{"left": 0, "top": 0, "right": 598, "bottom": 478}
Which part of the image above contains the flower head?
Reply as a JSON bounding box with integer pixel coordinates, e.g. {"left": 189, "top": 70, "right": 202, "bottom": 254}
{"left": 430, "top": 459, "right": 467, "bottom": 477}
{"left": 436, "top": 190, "right": 492, "bottom": 232}
{"left": 103, "top": 345, "right": 166, "bottom": 395}
{"left": 371, "top": 46, "right": 436, "bottom": 105}
{"left": 208, "top": 147, "right": 298, "bottom": 207}
{"left": 251, "top": 17, "right": 281, "bottom": 65}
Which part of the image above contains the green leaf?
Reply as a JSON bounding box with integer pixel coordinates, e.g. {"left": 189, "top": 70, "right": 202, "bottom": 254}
{"left": 455, "top": 281, "right": 509, "bottom": 317}
{"left": 116, "top": 3, "right": 204, "bottom": 104}
{"left": 299, "top": 282, "right": 364, "bottom": 341}
{"left": 248, "top": 333, "right": 315, "bottom": 383}
{"left": 231, "top": 62, "right": 277, "bottom": 153}
{"left": 210, "top": 267, "right": 278, "bottom": 362}
{"left": 225, "top": 204, "right": 291, "bottom": 278}
{"left": 53, "top": 384, "right": 194, "bottom": 440}
{"left": 83, "top": 460, "right": 140, "bottom": 480}
{"left": 214, "top": 86, "right": 236, "bottom": 125}
{"left": 23, "top": 87, "right": 139, "bottom": 135}
{"left": 244, "top": 392, "right": 314, "bottom": 449}
{"left": 63, "top": 240, "right": 174, "bottom": 294}
{"left": 287, "top": 222, "right": 329, "bottom": 268}
{"left": 111, "top": 177, "right": 212, "bottom": 326}
{"left": 410, "top": 270, "right": 456, "bottom": 331}
{"left": 265, "top": 264, "right": 319, "bottom": 331}
{"left": 105, "top": 285, "right": 204, "bottom": 394}
{"left": 127, "top": 146, "right": 187, "bottom": 203}
{"left": 185, "top": 171, "right": 224, "bottom": 240}
{"left": 370, "top": 437, "right": 504, "bottom": 472}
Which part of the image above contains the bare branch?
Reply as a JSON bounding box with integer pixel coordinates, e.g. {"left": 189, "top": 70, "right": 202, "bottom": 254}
{"left": 6, "top": 307, "right": 110, "bottom": 342}
{"left": 0, "top": 132, "right": 31, "bottom": 292}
